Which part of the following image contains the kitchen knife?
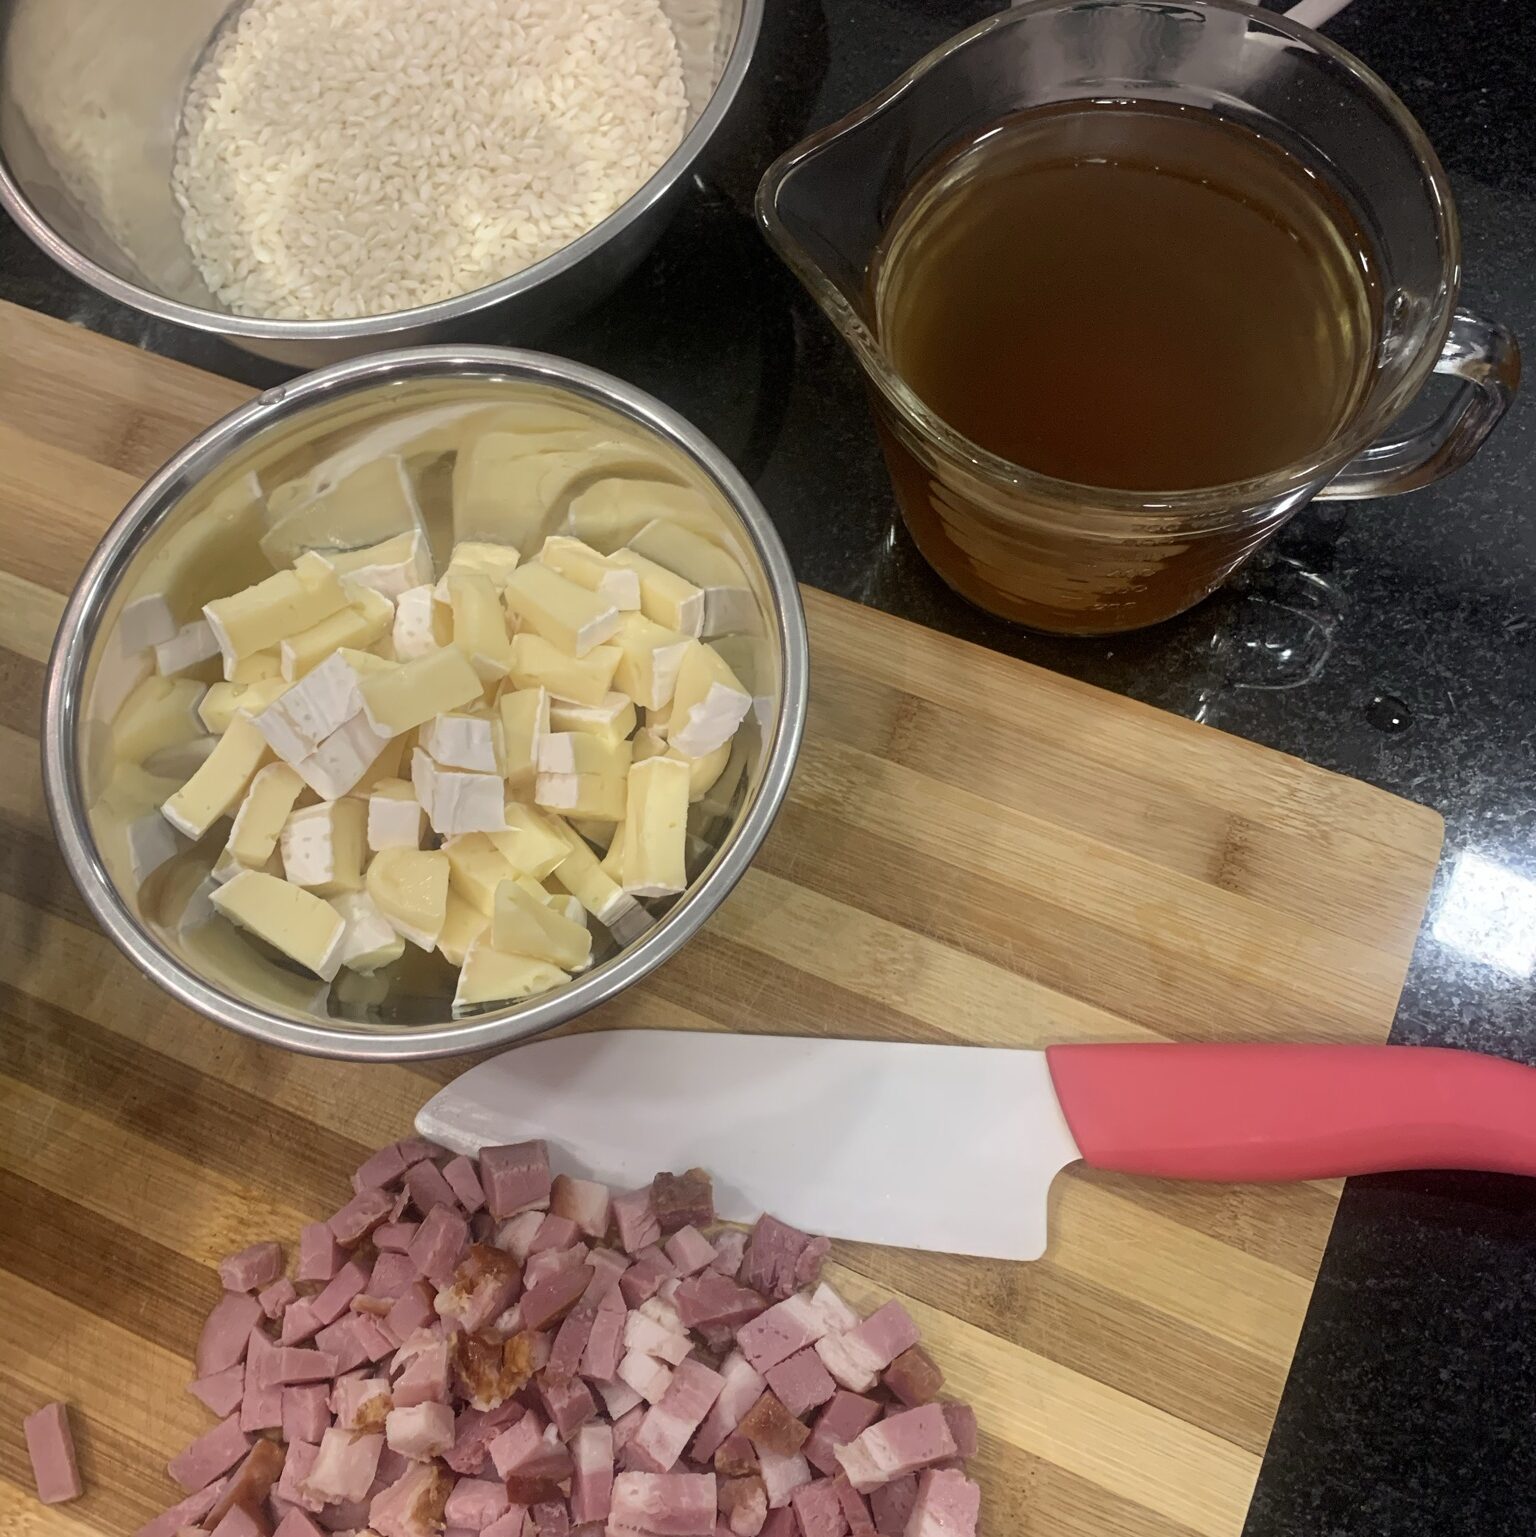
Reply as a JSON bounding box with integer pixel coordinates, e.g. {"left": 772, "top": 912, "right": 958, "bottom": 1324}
{"left": 416, "top": 1033, "right": 1536, "bottom": 1261}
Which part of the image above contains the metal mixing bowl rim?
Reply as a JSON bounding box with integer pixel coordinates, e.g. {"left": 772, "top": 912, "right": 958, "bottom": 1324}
{"left": 41, "top": 344, "right": 809, "bottom": 1061}
{"left": 0, "top": 0, "right": 764, "bottom": 343}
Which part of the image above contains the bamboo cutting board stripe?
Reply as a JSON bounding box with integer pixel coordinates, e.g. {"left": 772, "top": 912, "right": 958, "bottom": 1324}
{"left": 0, "top": 301, "right": 1444, "bottom": 1537}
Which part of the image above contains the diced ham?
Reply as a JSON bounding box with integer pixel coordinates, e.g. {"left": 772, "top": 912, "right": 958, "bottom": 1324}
{"left": 330, "top": 1186, "right": 396, "bottom": 1246}
{"left": 821, "top": 1303, "right": 919, "bottom": 1398}
{"left": 738, "top": 1394, "right": 809, "bottom": 1458}
{"left": 281, "top": 1300, "right": 321, "bottom": 1346}
{"left": 274, "top": 1510, "right": 328, "bottom": 1537}
{"left": 832, "top": 1405, "right": 956, "bottom": 1494}
{"left": 628, "top": 1360, "right": 724, "bottom": 1472}
{"left": 405, "top": 1157, "right": 462, "bottom": 1216}
{"left": 274, "top": 1438, "right": 323, "bottom": 1513}
{"left": 384, "top": 1282, "right": 439, "bottom": 1347}
{"left": 23, "top": 1402, "right": 82, "bottom": 1505}
{"left": 273, "top": 1346, "right": 339, "bottom": 1384}
{"left": 310, "top": 1260, "right": 371, "bottom": 1327}
{"left": 611, "top": 1472, "right": 717, "bottom": 1536}
{"left": 620, "top": 1248, "right": 675, "bottom": 1308}
{"left": 495, "top": 1210, "right": 547, "bottom": 1262}
{"left": 583, "top": 1247, "right": 629, "bottom": 1303}
{"left": 480, "top": 1141, "right": 553, "bottom": 1218}
{"left": 709, "top": 1231, "right": 747, "bottom": 1280}
{"left": 525, "top": 1245, "right": 589, "bottom": 1289}
{"left": 737, "top": 1295, "right": 828, "bottom": 1374}
{"left": 539, "top": 1373, "right": 598, "bottom": 1439}
{"left": 314, "top": 1314, "right": 368, "bottom": 1375}
{"left": 131, "top": 1478, "right": 230, "bottom": 1537}
{"left": 756, "top": 1449, "right": 811, "bottom": 1511}
{"left": 570, "top": 1423, "right": 615, "bottom": 1525}
{"left": 715, "top": 1432, "right": 758, "bottom": 1479}
{"left": 612, "top": 1403, "right": 646, "bottom": 1460}
{"left": 807, "top": 1287, "right": 861, "bottom": 1338}
{"left": 437, "top": 1243, "right": 523, "bottom": 1332}
{"left": 393, "top": 1330, "right": 451, "bottom": 1407}
{"left": 790, "top": 1479, "right": 848, "bottom": 1537}
{"left": 551, "top": 1175, "right": 612, "bottom": 1239}
{"left": 795, "top": 1239, "right": 830, "bottom": 1292}
{"left": 534, "top": 1499, "right": 572, "bottom": 1537}
{"left": 738, "top": 1218, "right": 817, "bottom": 1303}
{"left": 354, "top": 1143, "right": 410, "bottom": 1193}
{"left": 241, "top": 1329, "right": 284, "bottom": 1433}
{"left": 691, "top": 1352, "right": 766, "bottom": 1465}
{"left": 759, "top": 1511, "right": 796, "bottom": 1537}
{"left": 804, "top": 1394, "right": 881, "bottom": 1479}
{"left": 297, "top": 1223, "right": 344, "bottom": 1285}
{"left": 651, "top": 1170, "right": 714, "bottom": 1236}
{"left": 283, "top": 1383, "right": 333, "bottom": 1444}
{"left": 832, "top": 1475, "right": 875, "bottom": 1536}
{"left": 673, "top": 1275, "right": 766, "bottom": 1331}
{"left": 302, "top": 1427, "right": 384, "bottom": 1504}
{"left": 545, "top": 1302, "right": 597, "bottom": 1379}
{"left": 521, "top": 1264, "right": 590, "bottom": 1331}
{"left": 369, "top": 1249, "right": 420, "bottom": 1300}
{"left": 625, "top": 1310, "right": 693, "bottom": 1367}
{"left": 209, "top": 1502, "right": 267, "bottom": 1537}
{"left": 370, "top": 1462, "right": 455, "bottom": 1537}
{"left": 483, "top": 1508, "right": 530, "bottom": 1537}
{"left": 765, "top": 1350, "right": 837, "bottom": 1421}
{"left": 198, "top": 1291, "right": 266, "bottom": 1377}
{"left": 395, "top": 1136, "right": 445, "bottom": 1168}
{"left": 259, "top": 1278, "right": 299, "bottom": 1321}
{"left": 903, "top": 1468, "right": 980, "bottom": 1537}
{"left": 617, "top": 1350, "right": 675, "bottom": 1406}
{"left": 452, "top": 1328, "right": 542, "bottom": 1411}
{"left": 663, "top": 1227, "right": 717, "bottom": 1277}
{"left": 881, "top": 1349, "right": 943, "bottom": 1409}
{"left": 445, "top": 1401, "right": 524, "bottom": 1476}
{"left": 445, "top": 1476, "right": 513, "bottom": 1530}
{"left": 528, "top": 1214, "right": 581, "bottom": 1255}
{"left": 597, "top": 1377, "right": 644, "bottom": 1422}
{"left": 583, "top": 1293, "right": 628, "bottom": 1382}
{"left": 939, "top": 1404, "right": 977, "bottom": 1460}
{"left": 377, "top": 1221, "right": 421, "bottom": 1252}
{"left": 388, "top": 1401, "right": 456, "bottom": 1460}
{"left": 611, "top": 1188, "right": 661, "bottom": 1255}
{"left": 206, "top": 1437, "right": 287, "bottom": 1527}
{"left": 409, "top": 1204, "right": 471, "bottom": 1291}
{"left": 190, "top": 1364, "right": 247, "bottom": 1418}
{"left": 867, "top": 1475, "right": 916, "bottom": 1537}
{"left": 490, "top": 1413, "right": 550, "bottom": 1479}
{"left": 718, "top": 1475, "right": 768, "bottom": 1537}
{"left": 220, "top": 1242, "right": 285, "bottom": 1293}
{"left": 444, "top": 1156, "right": 488, "bottom": 1213}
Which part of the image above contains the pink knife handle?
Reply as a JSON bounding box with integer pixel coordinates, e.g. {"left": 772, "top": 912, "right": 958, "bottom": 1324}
{"left": 1044, "top": 1043, "right": 1536, "bottom": 1181}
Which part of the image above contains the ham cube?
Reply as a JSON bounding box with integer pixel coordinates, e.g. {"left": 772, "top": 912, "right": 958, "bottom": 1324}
{"left": 495, "top": 1209, "right": 547, "bottom": 1262}
{"left": 283, "top": 1383, "right": 332, "bottom": 1444}
{"left": 444, "top": 1475, "right": 512, "bottom": 1530}
{"left": 765, "top": 1350, "right": 836, "bottom": 1420}
{"left": 583, "top": 1246, "right": 629, "bottom": 1302}
{"left": 521, "top": 1264, "right": 590, "bottom": 1331}
{"left": 757, "top": 1449, "right": 812, "bottom": 1511}
{"left": 206, "top": 1437, "right": 287, "bottom": 1528}
{"left": 388, "top": 1401, "right": 456, "bottom": 1460}
{"left": 738, "top": 1217, "right": 817, "bottom": 1302}
{"left": 582, "top": 1293, "right": 628, "bottom": 1382}
{"left": 529, "top": 1214, "right": 581, "bottom": 1254}
{"left": 715, "top": 1432, "right": 758, "bottom": 1479}
{"left": 369, "top": 1462, "right": 455, "bottom": 1537}
{"left": 275, "top": 1346, "right": 339, "bottom": 1384}
{"left": 197, "top": 1291, "right": 265, "bottom": 1377}
{"left": 384, "top": 1282, "right": 439, "bottom": 1347}
{"left": 258, "top": 1277, "right": 298, "bottom": 1320}
{"left": 719, "top": 1475, "right": 768, "bottom": 1537}
{"left": 296, "top": 1223, "right": 344, "bottom": 1284}
{"left": 663, "top": 1226, "right": 717, "bottom": 1277}
{"left": 452, "top": 1328, "right": 542, "bottom": 1412}
{"left": 611, "top": 1187, "right": 661, "bottom": 1255}
{"left": 737, "top": 1295, "right": 828, "bottom": 1374}
{"left": 354, "top": 1143, "right": 410, "bottom": 1192}
{"left": 611, "top": 1472, "right": 718, "bottom": 1536}
{"left": 330, "top": 1185, "right": 396, "bottom": 1246}
{"left": 833, "top": 1406, "right": 956, "bottom": 1495}
{"left": 409, "top": 1204, "right": 471, "bottom": 1291}
{"left": 651, "top": 1170, "right": 714, "bottom": 1235}
{"left": 789, "top": 1479, "right": 848, "bottom": 1537}
{"left": 280, "top": 1300, "right": 321, "bottom": 1346}
{"left": 405, "top": 1157, "right": 462, "bottom": 1215}
{"left": 533, "top": 1500, "right": 571, "bottom": 1537}
{"left": 673, "top": 1274, "right": 767, "bottom": 1331}
{"left": 551, "top": 1174, "right": 612, "bottom": 1239}
{"left": 547, "top": 1301, "right": 599, "bottom": 1379}
{"left": 219, "top": 1242, "right": 285, "bottom": 1293}
{"left": 629, "top": 1360, "right": 725, "bottom": 1473}
{"left": 570, "top": 1423, "right": 615, "bottom": 1525}
{"left": 759, "top": 1512, "right": 796, "bottom": 1537}
{"left": 940, "top": 1403, "right": 977, "bottom": 1460}
{"left": 310, "top": 1260, "right": 371, "bottom": 1326}
{"left": 691, "top": 1352, "right": 766, "bottom": 1465}
{"left": 274, "top": 1438, "right": 323, "bottom": 1514}
{"left": 302, "top": 1427, "right": 384, "bottom": 1504}
{"left": 274, "top": 1510, "right": 328, "bottom": 1537}
{"left": 538, "top": 1373, "right": 598, "bottom": 1439}
{"left": 832, "top": 1475, "right": 876, "bottom": 1537}
{"left": 370, "top": 1249, "right": 420, "bottom": 1300}
{"left": 881, "top": 1348, "right": 944, "bottom": 1408}
{"left": 480, "top": 1141, "right": 553, "bottom": 1218}
{"left": 241, "top": 1329, "right": 284, "bottom": 1433}
{"left": 710, "top": 1230, "right": 748, "bottom": 1280}
{"left": 376, "top": 1221, "right": 421, "bottom": 1252}
{"left": 490, "top": 1413, "right": 551, "bottom": 1479}
{"left": 393, "top": 1331, "right": 451, "bottom": 1407}
{"left": 443, "top": 1155, "right": 488, "bottom": 1213}
{"left": 189, "top": 1365, "right": 246, "bottom": 1418}
{"left": 445, "top": 1401, "right": 524, "bottom": 1476}
{"left": 904, "top": 1468, "right": 980, "bottom": 1537}
{"left": 738, "top": 1393, "right": 809, "bottom": 1457}
{"left": 612, "top": 1403, "right": 646, "bottom": 1459}
{"left": 525, "top": 1244, "right": 589, "bottom": 1289}
{"left": 23, "top": 1402, "right": 82, "bottom": 1504}
{"left": 131, "top": 1479, "right": 229, "bottom": 1537}
{"left": 483, "top": 1509, "right": 529, "bottom": 1537}
{"left": 617, "top": 1349, "right": 676, "bottom": 1406}
{"left": 598, "top": 1377, "right": 644, "bottom": 1422}
{"left": 625, "top": 1309, "right": 693, "bottom": 1366}
{"left": 620, "top": 1248, "right": 676, "bottom": 1308}
{"left": 314, "top": 1314, "right": 369, "bottom": 1375}
{"left": 438, "top": 1244, "right": 522, "bottom": 1332}
{"left": 807, "top": 1286, "right": 861, "bottom": 1337}
{"left": 804, "top": 1394, "right": 881, "bottom": 1479}
{"left": 867, "top": 1475, "right": 916, "bottom": 1537}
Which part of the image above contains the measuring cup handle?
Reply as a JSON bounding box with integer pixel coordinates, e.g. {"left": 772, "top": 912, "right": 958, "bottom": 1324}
{"left": 1316, "top": 307, "right": 1521, "bottom": 500}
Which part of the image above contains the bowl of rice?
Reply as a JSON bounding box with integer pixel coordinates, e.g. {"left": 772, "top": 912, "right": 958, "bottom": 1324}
{"left": 0, "top": 0, "right": 761, "bottom": 365}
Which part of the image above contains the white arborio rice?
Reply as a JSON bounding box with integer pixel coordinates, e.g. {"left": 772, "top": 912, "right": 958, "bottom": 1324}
{"left": 172, "top": 0, "right": 690, "bottom": 321}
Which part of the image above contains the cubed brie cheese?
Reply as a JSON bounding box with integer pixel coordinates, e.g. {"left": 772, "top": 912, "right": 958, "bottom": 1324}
{"left": 443, "top": 833, "right": 527, "bottom": 917}
{"left": 453, "top": 939, "right": 568, "bottom": 1011}
{"left": 367, "top": 778, "right": 426, "bottom": 851}
{"left": 329, "top": 891, "right": 406, "bottom": 974}
{"left": 226, "top": 650, "right": 284, "bottom": 684}
{"left": 279, "top": 586, "right": 394, "bottom": 680}
{"left": 420, "top": 711, "right": 501, "bottom": 774}
{"left": 666, "top": 642, "right": 752, "bottom": 760}
{"left": 548, "top": 819, "right": 644, "bottom": 931}
{"left": 498, "top": 685, "right": 549, "bottom": 796}
{"left": 447, "top": 570, "right": 513, "bottom": 681}
{"left": 611, "top": 613, "right": 691, "bottom": 711}
{"left": 503, "top": 563, "right": 622, "bottom": 658}
{"left": 161, "top": 712, "right": 271, "bottom": 838}
{"left": 253, "top": 650, "right": 368, "bottom": 763}
{"left": 437, "top": 889, "right": 491, "bottom": 967}
{"left": 548, "top": 692, "right": 637, "bottom": 748}
{"left": 366, "top": 847, "right": 450, "bottom": 950}
{"left": 535, "top": 768, "right": 627, "bottom": 822}
{"left": 538, "top": 535, "right": 641, "bottom": 611}
{"left": 669, "top": 741, "right": 732, "bottom": 801}
{"left": 293, "top": 712, "right": 396, "bottom": 800}
{"left": 324, "top": 530, "right": 434, "bottom": 599}
{"left": 228, "top": 762, "right": 306, "bottom": 869}
{"left": 443, "top": 540, "right": 522, "bottom": 590}
{"left": 280, "top": 798, "right": 367, "bottom": 895}
{"left": 536, "top": 732, "right": 633, "bottom": 778}
{"left": 361, "top": 645, "right": 482, "bottom": 736}
{"left": 486, "top": 802, "right": 570, "bottom": 881}
{"left": 203, "top": 552, "right": 350, "bottom": 664}
{"left": 119, "top": 593, "right": 179, "bottom": 653}
{"left": 626, "top": 519, "right": 757, "bottom": 637}
{"left": 154, "top": 619, "right": 220, "bottom": 676}
{"left": 492, "top": 877, "right": 592, "bottom": 971}
{"left": 412, "top": 748, "right": 507, "bottom": 836}
{"left": 210, "top": 869, "right": 346, "bottom": 981}
{"left": 112, "top": 676, "right": 207, "bottom": 763}
{"left": 392, "top": 582, "right": 451, "bottom": 661}
{"left": 507, "top": 634, "right": 621, "bottom": 709}
{"left": 200, "top": 677, "right": 289, "bottom": 735}
{"left": 632, "top": 726, "right": 669, "bottom": 763}
{"left": 606, "top": 548, "right": 705, "bottom": 638}
{"left": 615, "top": 756, "right": 691, "bottom": 897}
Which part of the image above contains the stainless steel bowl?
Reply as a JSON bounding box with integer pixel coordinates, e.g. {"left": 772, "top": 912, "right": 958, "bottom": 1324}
{"left": 0, "top": 0, "right": 761, "bottom": 366}
{"left": 42, "top": 347, "right": 808, "bottom": 1060}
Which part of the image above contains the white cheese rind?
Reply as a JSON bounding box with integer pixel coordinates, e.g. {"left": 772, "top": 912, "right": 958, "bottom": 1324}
{"left": 367, "top": 782, "right": 426, "bottom": 852}
{"left": 293, "top": 712, "right": 396, "bottom": 801}
{"left": 119, "top": 593, "right": 179, "bottom": 652}
{"left": 329, "top": 891, "right": 406, "bottom": 974}
{"left": 280, "top": 799, "right": 367, "bottom": 895}
{"left": 421, "top": 712, "right": 501, "bottom": 774}
{"left": 154, "top": 619, "right": 220, "bottom": 676}
{"left": 412, "top": 748, "right": 508, "bottom": 836}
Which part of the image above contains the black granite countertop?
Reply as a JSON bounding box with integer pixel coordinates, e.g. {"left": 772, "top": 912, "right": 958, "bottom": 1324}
{"left": 3, "top": 0, "right": 1533, "bottom": 1531}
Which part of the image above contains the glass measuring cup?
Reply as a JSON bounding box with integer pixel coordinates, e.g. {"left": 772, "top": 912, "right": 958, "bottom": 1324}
{"left": 757, "top": 0, "right": 1519, "bottom": 635}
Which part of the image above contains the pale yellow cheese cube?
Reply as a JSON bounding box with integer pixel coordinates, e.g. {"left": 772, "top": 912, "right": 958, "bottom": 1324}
{"left": 538, "top": 536, "right": 641, "bottom": 611}
{"left": 487, "top": 802, "right": 571, "bottom": 880}
{"left": 360, "top": 645, "right": 482, "bottom": 735}
{"left": 366, "top": 847, "right": 450, "bottom": 950}
{"left": 563, "top": 479, "right": 722, "bottom": 552}
{"left": 444, "top": 541, "right": 522, "bottom": 589}
{"left": 547, "top": 820, "right": 646, "bottom": 939}
{"left": 507, "top": 635, "right": 621, "bottom": 708}
{"left": 667, "top": 641, "right": 753, "bottom": 760}
{"left": 498, "top": 686, "right": 549, "bottom": 797}
{"left": 210, "top": 869, "right": 346, "bottom": 981}
{"left": 329, "top": 891, "right": 407, "bottom": 974}
{"left": 611, "top": 613, "right": 691, "bottom": 711}
{"left": 280, "top": 798, "right": 367, "bottom": 896}
{"left": 632, "top": 727, "right": 669, "bottom": 763}
{"left": 616, "top": 756, "right": 691, "bottom": 897}
{"left": 113, "top": 676, "right": 207, "bottom": 764}
{"left": 323, "top": 531, "right": 433, "bottom": 599}
{"left": 349, "top": 732, "right": 411, "bottom": 799}
{"left": 535, "top": 766, "right": 628, "bottom": 822}
{"left": 200, "top": 677, "right": 290, "bottom": 735}
{"left": 204, "top": 551, "right": 350, "bottom": 662}
{"left": 453, "top": 939, "right": 568, "bottom": 1010}
{"left": 548, "top": 692, "right": 637, "bottom": 748}
{"left": 437, "top": 889, "right": 491, "bottom": 968}
{"left": 607, "top": 548, "right": 705, "bottom": 637}
{"left": 627, "top": 519, "right": 756, "bottom": 637}
{"left": 226, "top": 651, "right": 285, "bottom": 685}
{"left": 492, "top": 878, "right": 592, "bottom": 971}
{"left": 443, "top": 833, "right": 526, "bottom": 917}
{"left": 668, "top": 741, "right": 732, "bottom": 801}
{"left": 161, "top": 713, "right": 271, "bottom": 838}
{"left": 228, "top": 762, "right": 306, "bottom": 869}
{"left": 448, "top": 570, "right": 513, "bottom": 681}
{"left": 280, "top": 586, "right": 394, "bottom": 680}
{"left": 503, "top": 563, "right": 622, "bottom": 658}
{"left": 536, "top": 733, "right": 633, "bottom": 779}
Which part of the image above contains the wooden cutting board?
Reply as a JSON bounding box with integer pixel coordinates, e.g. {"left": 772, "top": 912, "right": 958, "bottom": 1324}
{"left": 0, "top": 300, "right": 1444, "bottom": 1537}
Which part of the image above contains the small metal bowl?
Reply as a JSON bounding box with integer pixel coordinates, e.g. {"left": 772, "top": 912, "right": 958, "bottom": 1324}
{"left": 0, "top": 0, "right": 762, "bottom": 366}
{"left": 42, "top": 347, "right": 808, "bottom": 1060}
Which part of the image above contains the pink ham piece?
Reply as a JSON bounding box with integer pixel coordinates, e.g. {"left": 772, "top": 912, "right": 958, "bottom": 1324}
{"left": 673, "top": 1275, "right": 766, "bottom": 1331}
{"left": 377, "top": 1221, "right": 421, "bottom": 1252}
{"left": 370, "top": 1462, "right": 455, "bottom": 1537}
{"left": 445, "top": 1401, "right": 524, "bottom": 1476}
{"left": 598, "top": 1377, "right": 644, "bottom": 1422}
{"left": 538, "top": 1373, "right": 598, "bottom": 1439}
{"left": 583, "top": 1293, "right": 628, "bottom": 1382}
{"left": 718, "top": 1476, "right": 768, "bottom": 1537}
{"left": 691, "top": 1352, "right": 765, "bottom": 1465}
{"left": 310, "top": 1260, "right": 371, "bottom": 1327}
{"left": 354, "top": 1142, "right": 409, "bottom": 1192}
{"left": 444, "top": 1156, "right": 488, "bottom": 1214}
{"left": 903, "top": 1468, "right": 980, "bottom": 1537}
{"left": 189, "top": 1365, "right": 246, "bottom": 1418}
{"left": 867, "top": 1475, "right": 916, "bottom": 1537}
{"left": 528, "top": 1214, "right": 580, "bottom": 1255}
{"left": 755, "top": 1450, "right": 811, "bottom": 1511}
{"left": 437, "top": 1244, "right": 523, "bottom": 1332}
{"left": 209, "top": 1503, "right": 267, "bottom": 1537}
{"left": 168, "top": 1413, "right": 252, "bottom": 1493}
{"left": 551, "top": 1175, "right": 611, "bottom": 1238}
{"left": 525, "top": 1245, "right": 588, "bottom": 1289}
{"left": 663, "top": 1227, "right": 717, "bottom": 1277}
{"left": 625, "top": 1309, "right": 693, "bottom": 1366}
{"left": 387, "top": 1401, "right": 456, "bottom": 1460}
{"left": 393, "top": 1330, "right": 451, "bottom": 1407}
{"left": 220, "top": 1242, "right": 285, "bottom": 1293}
{"left": 483, "top": 1509, "right": 529, "bottom": 1537}
{"left": 302, "top": 1427, "right": 384, "bottom": 1504}
{"left": 832, "top": 1475, "right": 875, "bottom": 1536}
{"left": 280, "top": 1300, "right": 321, "bottom": 1346}
{"left": 207, "top": 1437, "right": 287, "bottom": 1528}
{"left": 611, "top": 1472, "right": 717, "bottom": 1536}
{"left": 395, "top": 1136, "right": 444, "bottom": 1168}
{"left": 583, "top": 1247, "right": 629, "bottom": 1303}
{"left": 371, "top": 1249, "right": 421, "bottom": 1299}
{"left": 330, "top": 1185, "right": 396, "bottom": 1246}
{"left": 815, "top": 1303, "right": 918, "bottom": 1395}
{"left": 617, "top": 1350, "right": 675, "bottom": 1407}
{"left": 650, "top": 1171, "right": 714, "bottom": 1237}
{"left": 737, "top": 1295, "right": 829, "bottom": 1374}
{"left": 765, "top": 1351, "right": 836, "bottom": 1420}
{"left": 384, "top": 1282, "right": 439, "bottom": 1347}
{"left": 296, "top": 1223, "right": 344, "bottom": 1284}
{"left": 804, "top": 1394, "right": 881, "bottom": 1479}
{"left": 495, "top": 1210, "right": 546, "bottom": 1262}
{"left": 738, "top": 1217, "right": 818, "bottom": 1303}
{"left": 570, "top": 1424, "right": 614, "bottom": 1525}
{"left": 274, "top": 1438, "right": 323, "bottom": 1513}
{"left": 738, "top": 1394, "right": 809, "bottom": 1458}
{"left": 833, "top": 1405, "right": 956, "bottom": 1495}
{"left": 259, "top": 1278, "right": 299, "bottom": 1321}
{"left": 409, "top": 1204, "right": 471, "bottom": 1291}
{"left": 490, "top": 1413, "right": 551, "bottom": 1479}
{"left": 274, "top": 1347, "right": 339, "bottom": 1384}
{"left": 521, "top": 1264, "right": 590, "bottom": 1332}
{"left": 132, "top": 1478, "right": 229, "bottom": 1537}
{"left": 620, "top": 1248, "right": 675, "bottom": 1308}
{"left": 940, "top": 1404, "right": 977, "bottom": 1460}
{"left": 283, "top": 1383, "right": 331, "bottom": 1444}
{"left": 445, "top": 1476, "right": 512, "bottom": 1529}
{"left": 198, "top": 1291, "right": 265, "bottom": 1377}
{"left": 274, "top": 1510, "right": 328, "bottom": 1537}
{"left": 759, "top": 1512, "right": 796, "bottom": 1537}
{"left": 547, "top": 1303, "right": 598, "bottom": 1379}
{"left": 534, "top": 1501, "right": 572, "bottom": 1537}
{"left": 314, "top": 1315, "right": 370, "bottom": 1375}
{"left": 710, "top": 1231, "right": 747, "bottom": 1280}
{"left": 789, "top": 1479, "right": 848, "bottom": 1537}
{"left": 23, "top": 1402, "right": 82, "bottom": 1504}
{"left": 611, "top": 1188, "right": 661, "bottom": 1255}
{"left": 332, "top": 1374, "right": 393, "bottom": 1431}
{"left": 880, "top": 1349, "right": 943, "bottom": 1409}
{"left": 480, "top": 1141, "right": 553, "bottom": 1219}
{"left": 629, "top": 1360, "right": 725, "bottom": 1472}
{"left": 612, "top": 1403, "right": 646, "bottom": 1459}
{"left": 405, "top": 1157, "right": 462, "bottom": 1215}
{"left": 242, "top": 1329, "right": 284, "bottom": 1433}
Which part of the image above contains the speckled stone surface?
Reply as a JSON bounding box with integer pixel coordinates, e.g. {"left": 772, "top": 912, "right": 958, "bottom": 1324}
{"left": 2, "top": 0, "right": 1533, "bottom": 1531}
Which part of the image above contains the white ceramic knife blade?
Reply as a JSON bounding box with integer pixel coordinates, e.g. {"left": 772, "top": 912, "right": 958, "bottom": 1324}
{"left": 417, "top": 1029, "right": 1081, "bottom": 1261}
